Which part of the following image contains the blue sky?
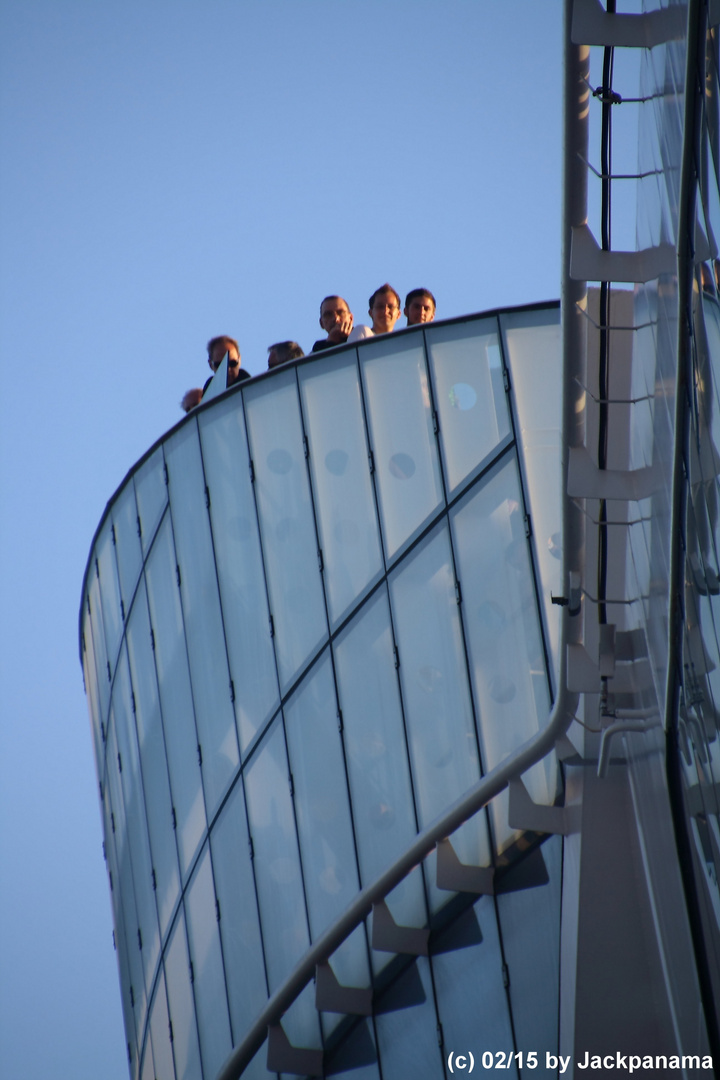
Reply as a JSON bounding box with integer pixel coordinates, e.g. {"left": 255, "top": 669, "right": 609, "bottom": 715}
{"left": 0, "top": 3, "right": 569, "bottom": 1077}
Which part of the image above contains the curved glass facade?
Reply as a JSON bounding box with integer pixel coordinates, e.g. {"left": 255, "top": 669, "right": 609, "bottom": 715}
{"left": 81, "top": 308, "right": 564, "bottom": 1079}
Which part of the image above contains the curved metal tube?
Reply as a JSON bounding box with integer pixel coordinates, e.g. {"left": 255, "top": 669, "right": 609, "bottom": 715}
{"left": 217, "top": 673, "right": 579, "bottom": 1080}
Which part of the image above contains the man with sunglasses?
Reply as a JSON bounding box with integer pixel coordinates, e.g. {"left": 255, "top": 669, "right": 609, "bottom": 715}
{"left": 181, "top": 335, "right": 249, "bottom": 412}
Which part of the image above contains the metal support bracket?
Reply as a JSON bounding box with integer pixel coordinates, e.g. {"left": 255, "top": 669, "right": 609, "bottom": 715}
{"left": 570, "top": 224, "right": 675, "bottom": 284}
{"left": 508, "top": 777, "right": 575, "bottom": 836}
{"left": 571, "top": 0, "right": 686, "bottom": 48}
{"left": 435, "top": 838, "right": 495, "bottom": 895}
{"left": 371, "top": 900, "right": 429, "bottom": 956}
{"left": 266, "top": 1022, "right": 323, "bottom": 1076}
{"left": 315, "top": 962, "right": 372, "bottom": 1016}
{"left": 568, "top": 445, "right": 658, "bottom": 500}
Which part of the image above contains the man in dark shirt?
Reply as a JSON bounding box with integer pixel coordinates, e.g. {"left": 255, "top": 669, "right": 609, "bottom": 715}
{"left": 268, "top": 341, "right": 304, "bottom": 368}
{"left": 311, "top": 296, "right": 354, "bottom": 352}
{"left": 181, "top": 335, "right": 248, "bottom": 412}
{"left": 404, "top": 289, "right": 436, "bottom": 326}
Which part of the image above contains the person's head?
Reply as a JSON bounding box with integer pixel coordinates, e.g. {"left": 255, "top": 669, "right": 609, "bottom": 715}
{"left": 368, "top": 284, "right": 401, "bottom": 335}
{"left": 404, "top": 289, "right": 436, "bottom": 325}
{"left": 207, "top": 335, "right": 241, "bottom": 384}
{"left": 267, "top": 341, "right": 305, "bottom": 369}
{"left": 319, "top": 296, "right": 353, "bottom": 342}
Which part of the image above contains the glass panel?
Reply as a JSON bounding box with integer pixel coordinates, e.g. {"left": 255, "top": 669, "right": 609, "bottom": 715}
{"left": 125, "top": 577, "right": 181, "bottom": 934}
{"left": 333, "top": 589, "right": 426, "bottom": 933}
{"left": 144, "top": 519, "right": 207, "bottom": 878}
{"left": 244, "top": 369, "right": 328, "bottom": 689}
{"left": 495, "top": 837, "right": 562, "bottom": 1065}
{"left": 164, "top": 913, "right": 202, "bottom": 1080}
{"left": 87, "top": 570, "right": 112, "bottom": 728}
{"left": 243, "top": 718, "right": 309, "bottom": 989}
{"left": 148, "top": 970, "right": 175, "bottom": 1080}
{"left": 112, "top": 481, "right": 143, "bottom": 615}
{"left": 82, "top": 602, "right": 105, "bottom": 771}
{"left": 210, "top": 778, "right": 268, "bottom": 1038}
{"left": 450, "top": 459, "right": 553, "bottom": 853}
{"left": 298, "top": 352, "right": 384, "bottom": 625}
{"left": 95, "top": 517, "right": 124, "bottom": 670}
{"left": 431, "top": 894, "right": 518, "bottom": 1076}
{"left": 389, "top": 522, "right": 490, "bottom": 910}
{"left": 164, "top": 422, "right": 240, "bottom": 814}
{"left": 134, "top": 447, "right": 168, "bottom": 556}
{"left": 112, "top": 646, "right": 161, "bottom": 992}
{"left": 323, "top": 1023, "right": 380, "bottom": 1080}
{"left": 104, "top": 732, "right": 148, "bottom": 1040}
{"left": 284, "top": 651, "right": 368, "bottom": 989}
{"left": 185, "top": 847, "right": 232, "bottom": 1080}
{"left": 374, "top": 958, "right": 444, "bottom": 1077}
{"left": 360, "top": 334, "right": 444, "bottom": 561}
{"left": 197, "top": 396, "right": 279, "bottom": 753}
{"left": 426, "top": 317, "right": 511, "bottom": 494}
{"left": 501, "top": 307, "right": 562, "bottom": 681}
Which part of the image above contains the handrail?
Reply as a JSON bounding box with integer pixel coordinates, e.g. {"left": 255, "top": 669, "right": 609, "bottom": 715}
{"left": 216, "top": 680, "right": 579, "bottom": 1080}
{"left": 216, "top": 11, "right": 589, "bottom": 1078}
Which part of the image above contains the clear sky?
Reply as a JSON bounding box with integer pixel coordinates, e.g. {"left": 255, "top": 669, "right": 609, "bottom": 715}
{"left": 0, "top": 3, "right": 570, "bottom": 1078}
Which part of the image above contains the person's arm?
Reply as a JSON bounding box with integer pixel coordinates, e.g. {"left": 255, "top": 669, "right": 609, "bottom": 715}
{"left": 347, "top": 324, "right": 374, "bottom": 343}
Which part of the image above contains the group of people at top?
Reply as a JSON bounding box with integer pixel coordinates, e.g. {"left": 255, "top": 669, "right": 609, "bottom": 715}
{"left": 180, "top": 284, "right": 436, "bottom": 413}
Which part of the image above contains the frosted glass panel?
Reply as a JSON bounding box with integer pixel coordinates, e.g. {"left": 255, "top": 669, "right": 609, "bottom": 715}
{"left": 124, "top": 577, "right": 181, "bottom": 933}
{"left": 134, "top": 447, "right": 168, "bottom": 555}
{"left": 243, "top": 718, "right": 309, "bottom": 988}
{"left": 299, "top": 353, "right": 383, "bottom": 625}
{"left": 501, "top": 308, "right": 562, "bottom": 681}
{"left": 211, "top": 778, "right": 268, "bottom": 1037}
{"left": 165, "top": 422, "right": 240, "bottom": 814}
{"left": 112, "top": 481, "right": 143, "bottom": 613}
{"left": 333, "top": 589, "right": 426, "bottom": 935}
{"left": 389, "top": 521, "right": 490, "bottom": 906}
{"left": 164, "top": 914, "right": 202, "bottom": 1080}
{"left": 451, "top": 460, "right": 554, "bottom": 853}
{"left": 185, "top": 848, "right": 232, "bottom": 1080}
{"left": 427, "top": 318, "right": 511, "bottom": 493}
{"left": 198, "top": 396, "right": 279, "bottom": 752}
{"left": 95, "top": 518, "right": 124, "bottom": 669}
{"left": 244, "top": 369, "right": 328, "bottom": 689}
{"left": 361, "top": 335, "right": 444, "bottom": 561}
{"left": 284, "top": 651, "right": 366, "bottom": 995}
{"left": 144, "top": 519, "right": 206, "bottom": 878}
